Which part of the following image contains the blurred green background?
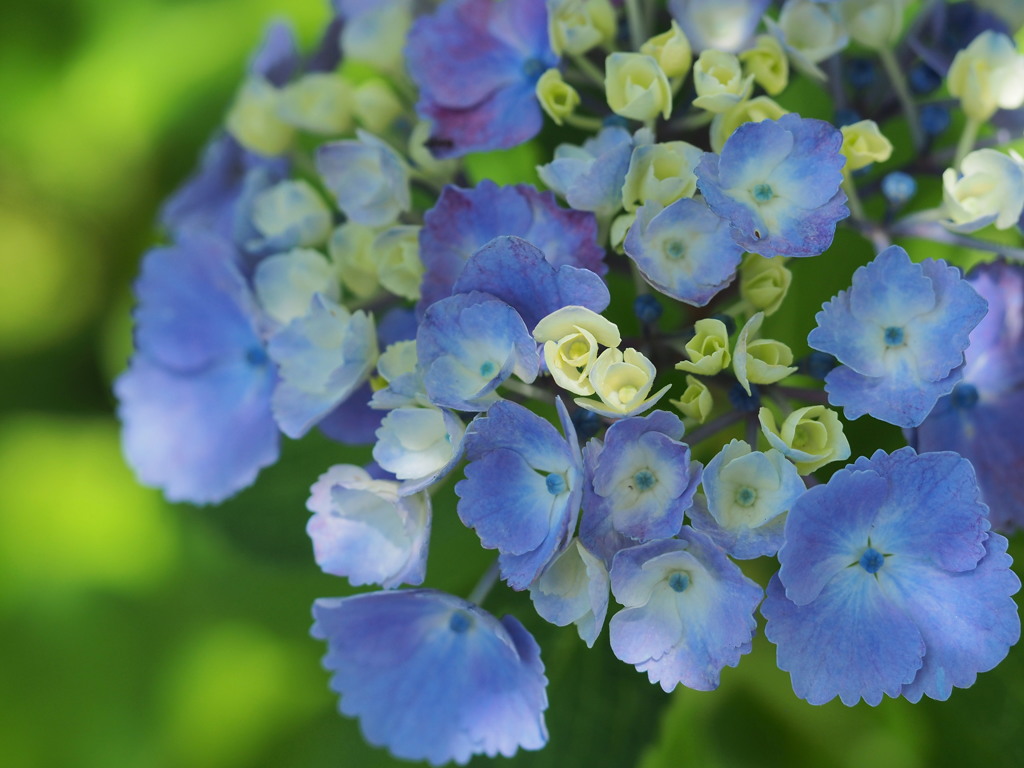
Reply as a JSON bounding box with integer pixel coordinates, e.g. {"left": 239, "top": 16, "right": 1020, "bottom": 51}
{"left": 3, "top": 1, "right": 1024, "bottom": 766}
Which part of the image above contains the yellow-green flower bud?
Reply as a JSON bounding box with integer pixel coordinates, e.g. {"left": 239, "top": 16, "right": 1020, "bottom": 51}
{"left": 534, "top": 306, "right": 622, "bottom": 396}
{"left": 838, "top": 0, "right": 909, "bottom": 51}
{"left": 640, "top": 21, "right": 693, "bottom": 79}
{"left": 536, "top": 69, "right": 581, "bottom": 126}
{"left": 621, "top": 139, "right": 703, "bottom": 211}
{"left": 225, "top": 77, "right": 295, "bottom": 156}
{"left": 692, "top": 50, "right": 754, "bottom": 113}
{"left": 548, "top": 0, "right": 616, "bottom": 56}
{"left": 609, "top": 212, "right": 636, "bottom": 253}
{"left": 739, "top": 254, "right": 791, "bottom": 316}
{"left": 948, "top": 30, "right": 1024, "bottom": 122}
{"left": 605, "top": 53, "right": 673, "bottom": 122}
{"left": 374, "top": 225, "right": 423, "bottom": 301}
{"left": 676, "top": 318, "right": 731, "bottom": 376}
{"left": 671, "top": 375, "right": 713, "bottom": 423}
{"left": 328, "top": 222, "right": 379, "bottom": 300}
{"left": 765, "top": 0, "right": 847, "bottom": 81}
{"left": 739, "top": 35, "right": 789, "bottom": 96}
{"left": 942, "top": 148, "right": 1024, "bottom": 230}
{"left": 353, "top": 79, "right": 405, "bottom": 133}
{"left": 408, "top": 121, "right": 459, "bottom": 183}
{"left": 577, "top": 347, "right": 670, "bottom": 417}
{"left": 840, "top": 120, "right": 893, "bottom": 172}
{"left": 734, "top": 312, "right": 797, "bottom": 394}
{"left": 709, "top": 96, "right": 788, "bottom": 153}
{"left": 277, "top": 73, "right": 355, "bottom": 135}
{"left": 758, "top": 405, "right": 850, "bottom": 475}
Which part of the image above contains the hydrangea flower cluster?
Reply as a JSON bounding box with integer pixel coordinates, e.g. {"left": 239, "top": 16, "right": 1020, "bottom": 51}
{"left": 118, "top": 1, "right": 1024, "bottom": 764}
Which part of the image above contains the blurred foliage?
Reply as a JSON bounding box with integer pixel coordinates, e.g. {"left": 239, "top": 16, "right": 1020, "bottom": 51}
{"left": 2, "top": 2, "right": 1024, "bottom": 768}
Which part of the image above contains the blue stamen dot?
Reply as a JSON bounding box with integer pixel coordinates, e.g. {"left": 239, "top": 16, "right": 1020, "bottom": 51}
{"left": 736, "top": 487, "right": 757, "bottom": 507}
{"left": 479, "top": 361, "right": 496, "bottom": 378}
{"left": 522, "top": 58, "right": 545, "bottom": 79}
{"left": 952, "top": 382, "right": 979, "bottom": 410}
{"left": 859, "top": 547, "right": 885, "bottom": 574}
{"left": 668, "top": 572, "right": 690, "bottom": 593}
{"left": 546, "top": 473, "right": 567, "bottom": 495}
{"left": 752, "top": 183, "right": 774, "bottom": 202}
{"left": 246, "top": 346, "right": 269, "bottom": 366}
{"left": 449, "top": 611, "right": 472, "bottom": 633}
{"left": 633, "top": 470, "right": 656, "bottom": 491}
{"left": 883, "top": 326, "right": 905, "bottom": 346}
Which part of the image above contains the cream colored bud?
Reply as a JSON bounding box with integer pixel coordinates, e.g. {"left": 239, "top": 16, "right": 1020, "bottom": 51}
{"left": 640, "top": 21, "right": 693, "bottom": 79}
{"left": 733, "top": 312, "right": 797, "bottom": 394}
{"left": 709, "top": 96, "right": 788, "bottom": 153}
{"left": 549, "top": 0, "right": 617, "bottom": 56}
{"left": 739, "top": 254, "right": 792, "bottom": 316}
{"left": 948, "top": 30, "right": 1024, "bottom": 122}
{"left": 226, "top": 77, "right": 295, "bottom": 156}
{"left": 621, "top": 140, "right": 704, "bottom": 211}
{"left": 739, "top": 35, "right": 789, "bottom": 96}
{"left": 758, "top": 405, "right": 850, "bottom": 475}
{"left": 765, "top": 0, "right": 848, "bottom": 81}
{"left": 839, "top": 0, "right": 909, "bottom": 51}
{"left": 328, "top": 222, "right": 380, "bottom": 300}
{"left": 840, "top": 120, "right": 893, "bottom": 172}
{"left": 374, "top": 226, "right": 423, "bottom": 301}
{"left": 609, "top": 212, "right": 636, "bottom": 252}
{"left": 942, "top": 148, "right": 1024, "bottom": 231}
{"left": 353, "top": 79, "right": 405, "bottom": 133}
{"left": 277, "top": 73, "right": 354, "bottom": 135}
{"left": 671, "top": 375, "right": 713, "bottom": 423}
{"left": 676, "top": 318, "right": 731, "bottom": 376}
{"left": 576, "top": 347, "right": 670, "bottom": 417}
{"left": 536, "top": 69, "right": 581, "bottom": 126}
{"left": 534, "top": 306, "right": 621, "bottom": 396}
{"left": 605, "top": 53, "right": 673, "bottom": 122}
{"left": 692, "top": 50, "right": 754, "bottom": 113}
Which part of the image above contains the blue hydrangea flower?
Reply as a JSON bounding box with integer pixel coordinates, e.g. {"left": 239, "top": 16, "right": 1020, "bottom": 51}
{"left": 583, "top": 410, "right": 702, "bottom": 545}
{"left": 115, "top": 234, "right": 279, "bottom": 504}
{"left": 417, "top": 292, "right": 540, "bottom": 411}
{"left": 808, "top": 245, "right": 989, "bottom": 427}
{"left": 253, "top": 247, "right": 340, "bottom": 326}
{"left": 623, "top": 197, "right": 743, "bottom": 306}
{"left": 529, "top": 538, "right": 610, "bottom": 648}
{"left": 316, "top": 130, "right": 411, "bottom": 227}
{"left": 609, "top": 531, "right": 763, "bottom": 691}
{"left": 688, "top": 439, "right": 806, "bottom": 559}
{"left": 451, "top": 235, "right": 610, "bottom": 330}
{"left": 696, "top": 114, "right": 849, "bottom": 257}
{"left": 763, "top": 448, "right": 1020, "bottom": 705}
{"left": 312, "top": 589, "right": 548, "bottom": 764}
{"left": 914, "top": 260, "right": 1024, "bottom": 531}
{"left": 267, "top": 294, "right": 378, "bottom": 438}
{"left": 537, "top": 126, "right": 635, "bottom": 217}
{"left": 405, "top": 0, "right": 557, "bottom": 158}
{"left": 306, "top": 464, "right": 430, "bottom": 588}
{"left": 669, "top": 0, "right": 770, "bottom": 52}
{"left": 456, "top": 398, "right": 582, "bottom": 589}
{"left": 373, "top": 405, "right": 467, "bottom": 494}
{"left": 161, "top": 134, "right": 290, "bottom": 241}
{"left": 418, "top": 180, "right": 606, "bottom": 314}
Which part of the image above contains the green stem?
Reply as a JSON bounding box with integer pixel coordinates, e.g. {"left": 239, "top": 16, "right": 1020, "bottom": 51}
{"left": 878, "top": 47, "right": 924, "bottom": 153}
{"left": 467, "top": 560, "right": 500, "bottom": 606}
{"left": 841, "top": 171, "right": 866, "bottom": 222}
{"left": 502, "top": 377, "right": 556, "bottom": 403}
{"left": 570, "top": 53, "right": 606, "bottom": 88}
{"left": 563, "top": 112, "right": 605, "bottom": 131}
{"left": 624, "top": 0, "right": 645, "bottom": 51}
{"left": 953, "top": 116, "right": 982, "bottom": 170}
{"left": 684, "top": 408, "right": 746, "bottom": 446}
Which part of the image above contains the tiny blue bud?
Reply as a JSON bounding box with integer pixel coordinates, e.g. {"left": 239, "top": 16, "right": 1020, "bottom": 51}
{"left": 909, "top": 62, "right": 941, "bottom": 95}
{"left": 833, "top": 108, "right": 862, "bottom": 129}
{"left": 571, "top": 406, "right": 603, "bottom": 441}
{"left": 920, "top": 103, "right": 951, "bottom": 137}
{"left": 951, "top": 382, "right": 980, "bottom": 410}
{"left": 858, "top": 547, "right": 885, "bottom": 574}
{"left": 845, "top": 58, "right": 876, "bottom": 89}
{"left": 803, "top": 351, "right": 838, "bottom": 380}
{"left": 728, "top": 381, "right": 761, "bottom": 412}
{"left": 634, "top": 294, "right": 663, "bottom": 325}
{"left": 882, "top": 171, "right": 917, "bottom": 207}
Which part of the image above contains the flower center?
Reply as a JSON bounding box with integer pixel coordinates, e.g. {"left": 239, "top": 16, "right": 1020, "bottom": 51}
{"left": 859, "top": 547, "right": 885, "bottom": 574}
{"left": 668, "top": 572, "right": 690, "bottom": 593}
{"left": 522, "top": 57, "right": 546, "bottom": 80}
{"left": 246, "top": 346, "right": 269, "bottom": 367}
{"left": 617, "top": 384, "right": 638, "bottom": 403}
{"left": 545, "top": 473, "right": 567, "bottom": 495}
{"left": 752, "top": 183, "right": 774, "bottom": 202}
{"left": 479, "top": 361, "right": 497, "bottom": 378}
{"left": 735, "top": 486, "right": 757, "bottom": 507}
{"left": 664, "top": 239, "right": 686, "bottom": 260}
{"left": 633, "top": 469, "right": 657, "bottom": 492}
{"left": 883, "top": 326, "right": 905, "bottom": 347}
